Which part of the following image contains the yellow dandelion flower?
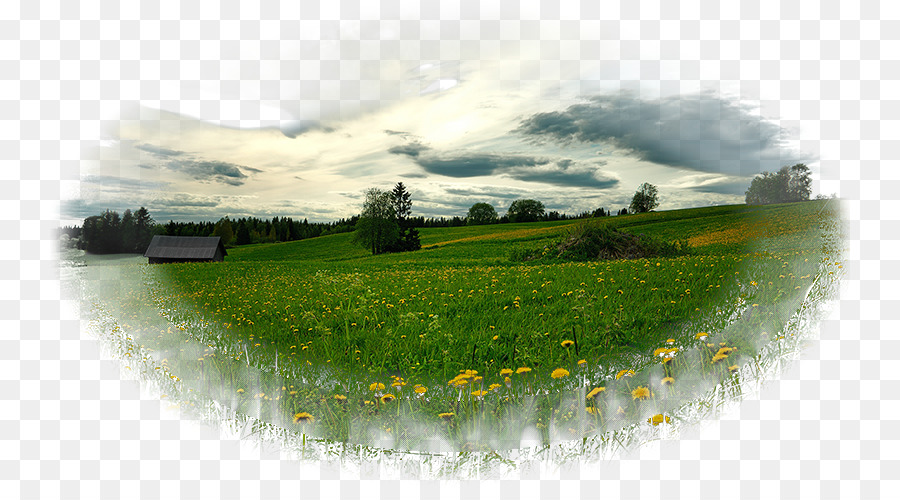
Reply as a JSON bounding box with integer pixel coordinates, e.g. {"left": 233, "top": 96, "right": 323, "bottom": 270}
{"left": 716, "top": 347, "right": 733, "bottom": 356}
{"left": 551, "top": 368, "right": 570, "bottom": 379}
{"left": 504, "top": 376, "right": 512, "bottom": 387}
{"left": 662, "top": 377, "right": 674, "bottom": 386}
{"left": 236, "top": 388, "right": 244, "bottom": 394}
{"left": 380, "top": 394, "right": 396, "bottom": 403}
{"left": 471, "top": 390, "right": 485, "bottom": 397}
{"left": 473, "top": 376, "right": 483, "bottom": 383}
{"left": 695, "top": 332, "right": 708, "bottom": 340}
{"left": 488, "top": 383, "right": 501, "bottom": 391}
{"left": 712, "top": 353, "right": 728, "bottom": 364}
{"left": 577, "top": 359, "right": 586, "bottom": 365}
{"left": 663, "top": 357, "right": 674, "bottom": 365}
{"left": 334, "top": 394, "right": 347, "bottom": 403}
{"left": 391, "top": 380, "right": 406, "bottom": 388}
{"left": 647, "top": 414, "right": 670, "bottom": 426}
{"left": 369, "top": 382, "right": 385, "bottom": 391}
{"left": 728, "top": 364, "right": 739, "bottom": 373}
{"left": 438, "top": 412, "right": 454, "bottom": 420}
{"left": 292, "top": 412, "right": 314, "bottom": 424}
{"left": 617, "top": 406, "right": 625, "bottom": 415}
{"left": 586, "top": 406, "right": 599, "bottom": 415}
{"left": 414, "top": 385, "right": 427, "bottom": 394}
{"left": 615, "top": 369, "right": 635, "bottom": 380}
{"left": 561, "top": 340, "right": 574, "bottom": 348}
{"left": 586, "top": 387, "right": 606, "bottom": 399}
{"left": 492, "top": 335, "right": 499, "bottom": 341}
{"left": 500, "top": 368, "right": 513, "bottom": 377}
{"left": 516, "top": 367, "right": 532, "bottom": 375}
{"left": 631, "top": 386, "right": 651, "bottom": 400}
{"left": 653, "top": 347, "right": 668, "bottom": 357}
{"left": 666, "top": 338, "right": 675, "bottom": 344}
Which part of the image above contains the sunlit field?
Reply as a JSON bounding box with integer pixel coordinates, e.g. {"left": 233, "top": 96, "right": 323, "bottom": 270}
{"left": 71, "top": 200, "right": 843, "bottom": 455}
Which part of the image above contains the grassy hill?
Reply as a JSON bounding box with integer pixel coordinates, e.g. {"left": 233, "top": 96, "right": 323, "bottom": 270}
{"left": 225, "top": 201, "right": 828, "bottom": 265}
{"left": 140, "top": 199, "right": 842, "bottom": 449}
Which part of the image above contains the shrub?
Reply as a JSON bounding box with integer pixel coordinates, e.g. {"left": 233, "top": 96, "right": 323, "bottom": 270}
{"left": 511, "top": 221, "right": 690, "bottom": 262}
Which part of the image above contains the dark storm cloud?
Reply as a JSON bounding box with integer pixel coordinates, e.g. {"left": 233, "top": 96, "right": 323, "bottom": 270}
{"left": 515, "top": 93, "right": 806, "bottom": 176}
{"left": 166, "top": 159, "right": 255, "bottom": 186}
{"left": 389, "top": 142, "right": 618, "bottom": 189}
{"left": 416, "top": 153, "right": 551, "bottom": 178}
{"left": 511, "top": 168, "right": 619, "bottom": 189}
{"left": 688, "top": 179, "right": 751, "bottom": 195}
{"left": 135, "top": 143, "right": 186, "bottom": 158}
{"left": 387, "top": 142, "right": 431, "bottom": 158}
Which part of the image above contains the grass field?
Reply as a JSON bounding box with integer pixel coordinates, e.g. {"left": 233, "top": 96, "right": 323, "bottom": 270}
{"left": 122, "top": 200, "right": 841, "bottom": 451}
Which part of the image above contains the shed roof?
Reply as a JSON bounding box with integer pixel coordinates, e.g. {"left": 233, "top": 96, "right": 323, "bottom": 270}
{"left": 143, "top": 235, "right": 227, "bottom": 260}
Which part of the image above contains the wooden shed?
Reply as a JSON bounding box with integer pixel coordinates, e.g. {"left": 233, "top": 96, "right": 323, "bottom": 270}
{"left": 143, "top": 235, "right": 227, "bottom": 264}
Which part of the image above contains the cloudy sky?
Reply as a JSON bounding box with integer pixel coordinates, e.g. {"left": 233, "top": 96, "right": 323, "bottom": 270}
{"left": 64, "top": 11, "right": 816, "bottom": 225}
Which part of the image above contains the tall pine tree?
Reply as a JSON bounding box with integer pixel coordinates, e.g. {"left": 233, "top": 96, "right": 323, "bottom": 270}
{"left": 389, "top": 182, "right": 421, "bottom": 251}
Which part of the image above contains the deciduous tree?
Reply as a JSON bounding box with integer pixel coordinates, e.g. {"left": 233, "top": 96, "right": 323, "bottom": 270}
{"left": 213, "top": 217, "right": 234, "bottom": 246}
{"left": 629, "top": 183, "right": 659, "bottom": 213}
{"left": 466, "top": 203, "right": 498, "bottom": 225}
{"left": 507, "top": 199, "right": 545, "bottom": 223}
{"left": 745, "top": 164, "right": 812, "bottom": 205}
{"left": 353, "top": 188, "right": 400, "bottom": 255}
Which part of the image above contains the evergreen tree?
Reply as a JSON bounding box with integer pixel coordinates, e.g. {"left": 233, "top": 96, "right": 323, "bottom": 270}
{"left": 389, "top": 182, "right": 421, "bottom": 251}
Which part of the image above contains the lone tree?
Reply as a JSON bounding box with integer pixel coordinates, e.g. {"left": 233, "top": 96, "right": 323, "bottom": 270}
{"left": 353, "top": 188, "right": 400, "bottom": 255}
{"left": 213, "top": 217, "right": 235, "bottom": 246}
{"left": 466, "top": 202, "right": 498, "bottom": 225}
{"left": 507, "top": 199, "right": 545, "bottom": 223}
{"left": 745, "top": 163, "right": 812, "bottom": 205}
{"left": 389, "top": 182, "right": 421, "bottom": 251}
{"left": 629, "top": 183, "right": 659, "bottom": 213}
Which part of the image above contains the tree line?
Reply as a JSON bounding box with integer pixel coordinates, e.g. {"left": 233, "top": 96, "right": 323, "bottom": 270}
{"left": 61, "top": 207, "right": 157, "bottom": 254}
{"left": 60, "top": 185, "right": 655, "bottom": 255}
{"left": 63, "top": 166, "right": 815, "bottom": 256}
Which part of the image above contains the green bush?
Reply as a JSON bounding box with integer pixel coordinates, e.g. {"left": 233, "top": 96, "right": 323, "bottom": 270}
{"left": 511, "top": 221, "right": 691, "bottom": 262}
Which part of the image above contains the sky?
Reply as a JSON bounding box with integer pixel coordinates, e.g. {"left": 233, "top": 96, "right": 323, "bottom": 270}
{"left": 63, "top": 11, "right": 817, "bottom": 226}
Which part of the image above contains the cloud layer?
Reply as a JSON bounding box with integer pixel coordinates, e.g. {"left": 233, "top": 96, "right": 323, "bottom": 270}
{"left": 515, "top": 93, "right": 805, "bottom": 177}
{"left": 135, "top": 143, "right": 262, "bottom": 186}
{"left": 389, "top": 142, "right": 618, "bottom": 189}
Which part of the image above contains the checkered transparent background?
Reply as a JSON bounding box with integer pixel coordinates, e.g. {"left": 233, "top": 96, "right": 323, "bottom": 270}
{"left": 3, "top": 1, "right": 898, "bottom": 498}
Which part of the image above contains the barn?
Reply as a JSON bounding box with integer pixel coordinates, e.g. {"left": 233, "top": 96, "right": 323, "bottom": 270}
{"left": 143, "top": 235, "right": 228, "bottom": 264}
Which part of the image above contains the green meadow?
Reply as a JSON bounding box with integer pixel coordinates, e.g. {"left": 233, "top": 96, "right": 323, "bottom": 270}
{"left": 130, "top": 200, "right": 841, "bottom": 451}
